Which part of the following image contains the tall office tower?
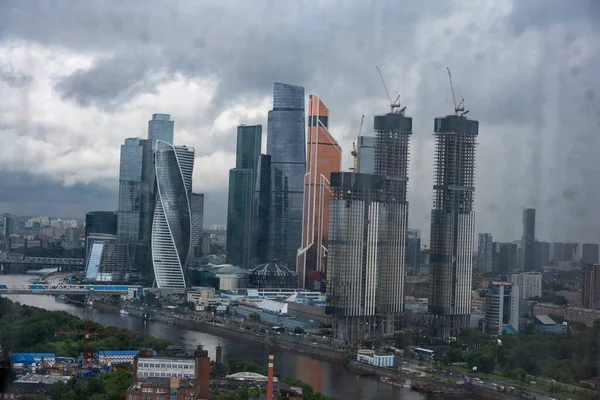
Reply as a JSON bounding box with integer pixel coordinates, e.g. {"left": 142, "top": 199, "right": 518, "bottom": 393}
{"left": 2, "top": 215, "right": 14, "bottom": 237}
{"left": 226, "top": 125, "right": 262, "bottom": 268}
{"left": 552, "top": 242, "right": 564, "bottom": 263}
{"left": 428, "top": 113, "right": 479, "bottom": 339}
{"left": 509, "top": 272, "right": 542, "bottom": 299}
{"left": 148, "top": 113, "right": 174, "bottom": 151}
{"left": 563, "top": 242, "right": 579, "bottom": 262}
{"left": 521, "top": 208, "right": 536, "bottom": 270}
{"left": 151, "top": 141, "right": 195, "bottom": 289}
{"left": 266, "top": 82, "right": 305, "bottom": 269}
{"left": 356, "top": 136, "right": 376, "bottom": 174}
{"left": 251, "top": 154, "right": 272, "bottom": 266}
{"left": 326, "top": 172, "right": 384, "bottom": 342}
{"left": 582, "top": 243, "right": 599, "bottom": 264}
{"left": 190, "top": 193, "right": 205, "bottom": 259}
{"left": 406, "top": 229, "right": 422, "bottom": 270}
{"left": 534, "top": 241, "right": 550, "bottom": 269}
{"left": 297, "top": 95, "right": 341, "bottom": 289}
{"left": 477, "top": 233, "right": 493, "bottom": 272}
{"left": 582, "top": 264, "right": 600, "bottom": 310}
{"left": 117, "top": 138, "right": 146, "bottom": 242}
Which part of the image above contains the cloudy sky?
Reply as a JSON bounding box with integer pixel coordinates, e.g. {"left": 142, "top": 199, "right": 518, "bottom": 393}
{"left": 0, "top": 0, "right": 599, "bottom": 243}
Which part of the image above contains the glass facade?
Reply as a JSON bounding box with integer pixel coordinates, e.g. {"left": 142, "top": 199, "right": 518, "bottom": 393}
{"left": 85, "top": 211, "right": 118, "bottom": 236}
{"left": 226, "top": 125, "right": 262, "bottom": 268}
{"left": 151, "top": 141, "right": 195, "bottom": 288}
{"left": 117, "top": 138, "right": 145, "bottom": 242}
{"left": 356, "top": 136, "right": 376, "bottom": 174}
{"left": 148, "top": 113, "right": 174, "bottom": 151}
{"left": 251, "top": 154, "right": 272, "bottom": 266}
{"left": 297, "top": 95, "right": 341, "bottom": 289}
{"left": 266, "top": 82, "right": 305, "bottom": 269}
{"left": 190, "top": 193, "right": 204, "bottom": 259}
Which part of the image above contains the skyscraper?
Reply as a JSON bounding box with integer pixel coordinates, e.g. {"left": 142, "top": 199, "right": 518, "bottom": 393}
{"left": 534, "top": 241, "right": 550, "bottom": 269}
{"left": 477, "top": 233, "right": 493, "bottom": 272}
{"left": 356, "top": 136, "right": 376, "bottom": 174}
{"left": 297, "top": 95, "right": 341, "bottom": 289}
{"left": 251, "top": 154, "right": 272, "bottom": 267}
{"left": 267, "top": 82, "right": 305, "bottom": 269}
{"left": 2, "top": 215, "right": 14, "bottom": 237}
{"left": 117, "top": 138, "right": 146, "bottom": 242}
{"left": 521, "top": 208, "right": 536, "bottom": 271}
{"left": 406, "top": 229, "right": 422, "bottom": 270}
{"left": 226, "top": 125, "right": 262, "bottom": 268}
{"left": 428, "top": 113, "right": 479, "bottom": 339}
{"left": 148, "top": 113, "right": 175, "bottom": 151}
{"left": 151, "top": 141, "right": 195, "bottom": 289}
{"left": 190, "top": 193, "right": 205, "bottom": 260}
{"left": 582, "top": 243, "right": 599, "bottom": 264}
{"left": 85, "top": 211, "right": 118, "bottom": 266}
{"left": 327, "top": 108, "right": 411, "bottom": 342}
{"left": 582, "top": 264, "right": 600, "bottom": 310}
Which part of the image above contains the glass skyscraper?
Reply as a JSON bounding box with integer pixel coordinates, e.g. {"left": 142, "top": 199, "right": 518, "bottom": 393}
{"left": 148, "top": 113, "right": 174, "bottom": 151}
{"left": 190, "top": 193, "right": 205, "bottom": 260}
{"left": 266, "top": 82, "right": 305, "bottom": 269}
{"left": 151, "top": 140, "right": 195, "bottom": 289}
{"left": 117, "top": 138, "right": 145, "bottom": 242}
{"left": 226, "top": 125, "right": 262, "bottom": 268}
{"left": 251, "top": 154, "right": 272, "bottom": 267}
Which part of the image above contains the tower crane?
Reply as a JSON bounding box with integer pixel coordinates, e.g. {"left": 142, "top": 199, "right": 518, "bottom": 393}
{"left": 350, "top": 115, "right": 365, "bottom": 171}
{"left": 55, "top": 320, "right": 140, "bottom": 365}
{"left": 376, "top": 66, "right": 405, "bottom": 114}
{"left": 446, "top": 67, "right": 469, "bottom": 116}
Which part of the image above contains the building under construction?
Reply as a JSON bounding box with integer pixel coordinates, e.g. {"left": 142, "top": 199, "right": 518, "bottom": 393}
{"left": 428, "top": 114, "right": 479, "bottom": 339}
{"left": 326, "top": 107, "right": 411, "bottom": 343}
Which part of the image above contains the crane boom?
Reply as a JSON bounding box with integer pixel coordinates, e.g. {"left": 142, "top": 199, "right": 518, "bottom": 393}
{"left": 350, "top": 115, "right": 365, "bottom": 171}
{"left": 446, "top": 67, "right": 465, "bottom": 115}
{"left": 55, "top": 320, "right": 140, "bottom": 365}
{"left": 376, "top": 66, "right": 393, "bottom": 107}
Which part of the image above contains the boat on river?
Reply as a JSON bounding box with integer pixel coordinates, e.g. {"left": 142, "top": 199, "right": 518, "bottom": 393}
{"left": 119, "top": 309, "right": 130, "bottom": 315}
{"left": 380, "top": 377, "right": 411, "bottom": 388}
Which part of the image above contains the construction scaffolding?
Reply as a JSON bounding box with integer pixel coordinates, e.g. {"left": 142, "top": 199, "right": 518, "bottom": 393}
{"left": 428, "top": 114, "right": 479, "bottom": 339}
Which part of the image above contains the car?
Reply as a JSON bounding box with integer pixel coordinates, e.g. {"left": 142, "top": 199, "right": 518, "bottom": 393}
{"left": 529, "top": 381, "right": 536, "bottom": 384}
{"left": 491, "top": 383, "right": 497, "bottom": 387}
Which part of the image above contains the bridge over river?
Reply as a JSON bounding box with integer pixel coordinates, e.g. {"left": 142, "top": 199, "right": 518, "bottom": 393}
{"left": 0, "top": 284, "right": 144, "bottom": 296}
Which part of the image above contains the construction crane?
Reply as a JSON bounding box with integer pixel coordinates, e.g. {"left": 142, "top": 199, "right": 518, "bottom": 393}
{"left": 376, "top": 66, "right": 404, "bottom": 114}
{"left": 350, "top": 115, "right": 365, "bottom": 171}
{"left": 55, "top": 320, "right": 140, "bottom": 365}
{"left": 446, "top": 67, "right": 468, "bottom": 116}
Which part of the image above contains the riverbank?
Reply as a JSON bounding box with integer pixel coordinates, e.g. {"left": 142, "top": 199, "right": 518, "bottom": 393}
{"left": 93, "top": 300, "right": 347, "bottom": 363}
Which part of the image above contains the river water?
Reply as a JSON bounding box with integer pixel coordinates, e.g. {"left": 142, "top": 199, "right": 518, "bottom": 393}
{"left": 0, "top": 271, "right": 425, "bottom": 400}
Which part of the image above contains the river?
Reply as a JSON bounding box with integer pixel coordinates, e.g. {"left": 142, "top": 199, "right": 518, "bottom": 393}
{"left": 0, "top": 271, "right": 425, "bottom": 400}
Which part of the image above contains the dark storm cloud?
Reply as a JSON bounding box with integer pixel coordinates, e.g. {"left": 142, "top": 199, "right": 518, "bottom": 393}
{"left": 1, "top": 0, "right": 600, "bottom": 243}
{"left": 0, "top": 170, "right": 117, "bottom": 217}
{"left": 0, "top": 63, "right": 33, "bottom": 88}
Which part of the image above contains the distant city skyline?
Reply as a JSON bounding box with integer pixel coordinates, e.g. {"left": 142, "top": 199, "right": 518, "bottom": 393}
{"left": 1, "top": 2, "right": 599, "bottom": 244}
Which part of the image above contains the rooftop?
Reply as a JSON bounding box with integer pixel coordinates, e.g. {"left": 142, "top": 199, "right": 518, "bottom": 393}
{"left": 226, "top": 372, "right": 278, "bottom": 382}
{"left": 14, "top": 375, "right": 72, "bottom": 385}
{"left": 535, "top": 315, "right": 557, "bottom": 325}
{"left": 128, "top": 377, "right": 195, "bottom": 391}
{"left": 96, "top": 350, "right": 155, "bottom": 356}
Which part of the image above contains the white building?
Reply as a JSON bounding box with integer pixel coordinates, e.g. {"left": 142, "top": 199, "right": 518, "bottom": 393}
{"left": 96, "top": 350, "right": 156, "bottom": 365}
{"left": 484, "top": 282, "right": 520, "bottom": 335}
{"left": 136, "top": 356, "right": 196, "bottom": 380}
{"left": 509, "top": 272, "right": 542, "bottom": 299}
{"left": 356, "top": 349, "right": 394, "bottom": 368}
{"left": 187, "top": 287, "right": 215, "bottom": 310}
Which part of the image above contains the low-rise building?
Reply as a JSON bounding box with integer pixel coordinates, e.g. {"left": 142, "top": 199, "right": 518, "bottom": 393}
{"left": 187, "top": 287, "right": 215, "bottom": 310}
{"left": 95, "top": 350, "right": 156, "bottom": 366}
{"left": 9, "top": 353, "right": 55, "bottom": 373}
{"left": 533, "top": 315, "right": 568, "bottom": 333}
{"left": 3, "top": 374, "right": 72, "bottom": 399}
{"left": 126, "top": 377, "right": 196, "bottom": 400}
{"left": 533, "top": 303, "right": 600, "bottom": 327}
{"left": 356, "top": 349, "right": 394, "bottom": 368}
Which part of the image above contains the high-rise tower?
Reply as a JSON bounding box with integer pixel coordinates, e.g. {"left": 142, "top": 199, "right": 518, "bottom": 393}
{"left": 327, "top": 107, "right": 411, "bottom": 342}
{"left": 428, "top": 113, "right": 479, "bottom": 339}
{"left": 478, "top": 233, "right": 493, "bottom": 272}
{"left": 297, "top": 95, "right": 341, "bottom": 289}
{"left": 521, "top": 208, "right": 536, "bottom": 271}
{"left": 226, "top": 125, "right": 262, "bottom": 268}
{"left": 266, "top": 82, "right": 305, "bottom": 269}
{"left": 151, "top": 140, "right": 195, "bottom": 289}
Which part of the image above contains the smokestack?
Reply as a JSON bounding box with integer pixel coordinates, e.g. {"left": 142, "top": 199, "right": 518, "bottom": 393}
{"left": 216, "top": 345, "right": 222, "bottom": 365}
{"left": 266, "top": 352, "right": 274, "bottom": 400}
